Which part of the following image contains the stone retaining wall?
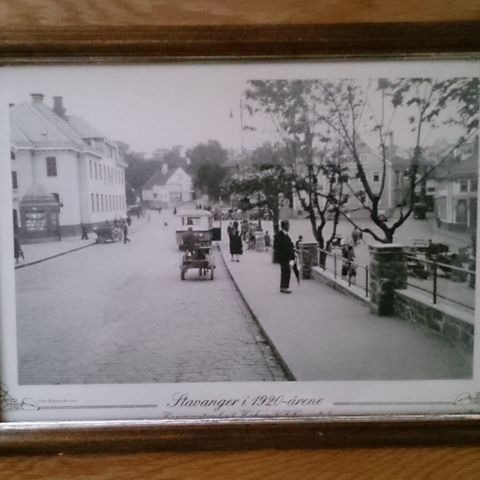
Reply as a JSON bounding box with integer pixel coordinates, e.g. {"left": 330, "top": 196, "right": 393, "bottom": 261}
{"left": 394, "top": 290, "right": 474, "bottom": 351}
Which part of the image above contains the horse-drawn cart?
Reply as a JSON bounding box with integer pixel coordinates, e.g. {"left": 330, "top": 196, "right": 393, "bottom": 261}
{"left": 180, "top": 244, "right": 215, "bottom": 280}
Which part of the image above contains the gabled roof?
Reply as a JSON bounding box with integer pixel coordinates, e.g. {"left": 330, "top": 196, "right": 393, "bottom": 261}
{"left": 66, "top": 115, "right": 104, "bottom": 139}
{"left": 10, "top": 101, "right": 87, "bottom": 149}
{"left": 143, "top": 167, "right": 188, "bottom": 190}
{"left": 434, "top": 153, "right": 479, "bottom": 180}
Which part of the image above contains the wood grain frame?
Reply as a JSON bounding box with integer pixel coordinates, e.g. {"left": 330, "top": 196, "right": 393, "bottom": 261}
{"left": 1, "top": 20, "right": 480, "bottom": 453}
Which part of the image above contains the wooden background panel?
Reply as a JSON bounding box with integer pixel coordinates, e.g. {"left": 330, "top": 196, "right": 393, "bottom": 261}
{"left": 1, "top": 0, "right": 479, "bottom": 27}
{"left": 3, "top": 447, "right": 480, "bottom": 479}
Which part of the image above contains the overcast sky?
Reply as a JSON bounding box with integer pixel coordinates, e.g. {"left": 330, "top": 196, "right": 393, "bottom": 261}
{"left": 1, "top": 60, "right": 478, "bottom": 156}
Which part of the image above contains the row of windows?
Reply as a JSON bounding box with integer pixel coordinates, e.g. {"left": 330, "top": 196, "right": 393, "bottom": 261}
{"left": 89, "top": 160, "right": 124, "bottom": 185}
{"left": 91, "top": 193, "right": 125, "bottom": 213}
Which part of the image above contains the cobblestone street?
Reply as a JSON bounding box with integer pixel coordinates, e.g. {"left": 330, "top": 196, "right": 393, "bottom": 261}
{"left": 15, "top": 213, "right": 288, "bottom": 384}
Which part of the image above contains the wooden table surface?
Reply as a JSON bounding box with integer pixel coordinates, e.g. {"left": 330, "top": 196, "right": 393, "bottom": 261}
{"left": 1, "top": 1, "right": 479, "bottom": 478}
{"left": 1, "top": 0, "right": 479, "bottom": 26}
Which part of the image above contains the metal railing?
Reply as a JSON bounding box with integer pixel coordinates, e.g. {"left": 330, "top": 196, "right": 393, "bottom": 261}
{"left": 405, "top": 254, "right": 476, "bottom": 312}
{"left": 314, "top": 247, "right": 370, "bottom": 298}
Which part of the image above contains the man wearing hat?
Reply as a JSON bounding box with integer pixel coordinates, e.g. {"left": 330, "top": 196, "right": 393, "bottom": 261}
{"left": 273, "top": 220, "right": 295, "bottom": 294}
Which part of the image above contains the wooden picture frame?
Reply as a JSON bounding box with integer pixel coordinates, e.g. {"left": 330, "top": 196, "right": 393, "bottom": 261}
{"left": 1, "top": 21, "right": 480, "bottom": 454}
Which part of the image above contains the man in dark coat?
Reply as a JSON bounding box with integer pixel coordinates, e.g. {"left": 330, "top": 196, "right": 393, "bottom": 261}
{"left": 273, "top": 220, "right": 295, "bottom": 294}
{"left": 182, "top": 227, "right": 198, "bottom": 254}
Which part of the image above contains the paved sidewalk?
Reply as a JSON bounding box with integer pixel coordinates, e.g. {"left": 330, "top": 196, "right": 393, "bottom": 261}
{"left": 219, "top": 238, "right": 472, "bottom": 381}
{"left": 15, "top": 217, "right": 149, "bottom": 269}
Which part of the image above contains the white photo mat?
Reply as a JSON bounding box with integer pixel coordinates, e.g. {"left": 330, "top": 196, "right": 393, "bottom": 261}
{"left": 0, "top": 58, "right": 479, "bottom": 424}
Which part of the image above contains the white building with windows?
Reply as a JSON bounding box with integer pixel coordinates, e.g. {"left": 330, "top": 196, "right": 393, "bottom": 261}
{"left": 10, "top": 94, "right": 127, "bottom": 240}
{"left": 433, "top": 140, "right": 478, "bottom": 232}
{"left": 142, "top": 165, "right": 193, "bottom": 209}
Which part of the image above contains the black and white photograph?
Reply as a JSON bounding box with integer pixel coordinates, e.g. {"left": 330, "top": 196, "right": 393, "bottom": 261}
{"left": 0, "top": 60, "right": 479, "bottom": 422}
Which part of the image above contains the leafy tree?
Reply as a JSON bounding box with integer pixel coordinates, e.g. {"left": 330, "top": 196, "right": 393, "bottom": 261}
{"left": 317, "top": 77, "right": 479, "bottom": 242}
{"left": 244, "top": 80, "right": 348, "bottom": 253}
{"left": 151, "top": 145, "right": 188, "bottom": 171}
{"left": 226, "top": 143, "right": 293, "bottom": 233}
{"left": 186, "top": 140, "right": 229, "bottom": 201}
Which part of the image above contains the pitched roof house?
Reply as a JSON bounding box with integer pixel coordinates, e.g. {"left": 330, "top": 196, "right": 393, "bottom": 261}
{"left": 11, "top": 94, "right": 127, "bottom": 240}
{"left": 142, "top": 165, "right": 193, "bottom": 208}
{"left": 433, "top": 139, "right": 478, "bottom": 232}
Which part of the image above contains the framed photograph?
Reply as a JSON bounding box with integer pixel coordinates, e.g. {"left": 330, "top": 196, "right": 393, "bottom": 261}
{"left": 1, "top": 22, "right": 480, "bottom": 452}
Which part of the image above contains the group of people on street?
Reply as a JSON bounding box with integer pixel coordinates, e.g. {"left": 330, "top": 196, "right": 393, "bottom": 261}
{"left": 81, "top": 214, "right": 132, "bottom": 244}
{"left": 226, "top": 218, "right": 363, "bottom": 294}
{"left": 227, "top": 218, "right": 297, "bottom": 294}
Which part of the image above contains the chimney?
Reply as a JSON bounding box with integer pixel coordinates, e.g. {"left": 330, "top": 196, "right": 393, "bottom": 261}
{"left": 161, "top": 163, "right": 168, "bottom": 175}
{"left": 53, "top": 96, "right": 66, "bottom": 118}
{"left": 30, "top": 93, "right": 44, "bottom": 104}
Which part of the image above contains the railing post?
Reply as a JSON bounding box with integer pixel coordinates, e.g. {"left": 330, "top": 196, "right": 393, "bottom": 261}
{"left": 334, "top": 254, "right": 337, "bottom": 278}
{"left": 433, "top": 258, "right": 437, "bottom": 304}
{"left": 348, "top": 262, "right": 352, "bottom": 286}
{"left": 365, "top": 266, "right": 369, "bottom": 297}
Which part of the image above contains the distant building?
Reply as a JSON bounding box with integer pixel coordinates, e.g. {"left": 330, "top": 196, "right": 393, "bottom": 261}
{"left": 292, "top": 135, "right": 410, "bottom": 218}
{"left": 433, "top": 139, "right": 478, "bottom": 232}
{"left": 10, "top": 94, "right": 127, "bottom": 241}
{"left": 142, "top": 165, "right": 193, "bottom": 209}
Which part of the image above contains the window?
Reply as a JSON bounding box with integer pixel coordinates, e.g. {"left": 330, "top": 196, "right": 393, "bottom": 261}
{"left": 89, "top": 160, "right": 92, "bottom": 179}
{"left": 373, "top": 171, "right": 380, "bottom": 183}
{"left": 459, "top": 180, "right": 468, "bottom": 192}
{"left": 11, "top": 171, "right": 18, "bottom": 189}
{"left": 99, "top": 164, "right": 103, "bottom": 181}
{"left": 101, "top": 194, "right": 104, "bottom": 212}
{"left": 10, "top": 150, "right": 15, "bottom": 160}
{"left": 470, "top": 179, "right": 477, "bottom": 192}
{"left": 91, "top": 193, "right": 95, "bottom": 212}
{"left": 182, "top": 216, "right": 201, "bottom": 226}
{"left": 94, "top": 163, "right": 98, "bottom": 180}
{"left": 96, "top": 193, "right": 99, "bottom": 212}
{"left": 46, "top": 157, "right": 57, "bottom": 177}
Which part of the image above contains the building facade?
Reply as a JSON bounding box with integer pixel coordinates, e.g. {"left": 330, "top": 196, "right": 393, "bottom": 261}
{"left": 291, "top": 137, "right": 410, "bottom": 219}
{"left": 11, "top": 94, "right": 127, "bottom": 241}
{"left": 434, "top": 140, "right": 478, "bottom": 232}
{"left": 142, "top": 165, "right": 193, "bottom": 209}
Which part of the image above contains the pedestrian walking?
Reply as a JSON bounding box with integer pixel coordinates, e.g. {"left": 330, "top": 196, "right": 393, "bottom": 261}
{"left": 352, "top": 227, "right": 360, "bottom": 246}
{"left": 248, "top": 226, "right": 256, "bottom": 250}
{"left": 273, "top": 220, "right": 295, "bottom": 294}
{"left": 295, "top": 235, "right": 303, "bottom": 250}
{"left": 264, "top": 230, "right": 271, "bottom": 250}
{"left": 126, "top": 215, "right": 132, "bottom": 227}
{"left": 229, "top": 226, "right": 243, "bottom": 262}
{"left": 14, "top": 235, "right": 24, "bottom": 264}
{"left": 341, "top": 241, "right": 355, "bottom": 279}
{"left": 123, "top": 223, "right": 130, "bottom": 243}
{"left": 81, "top": 223, "right": 89, "bottom": 240}
{"left": 227, "top": 222, "right": 233, "bottom": 238}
